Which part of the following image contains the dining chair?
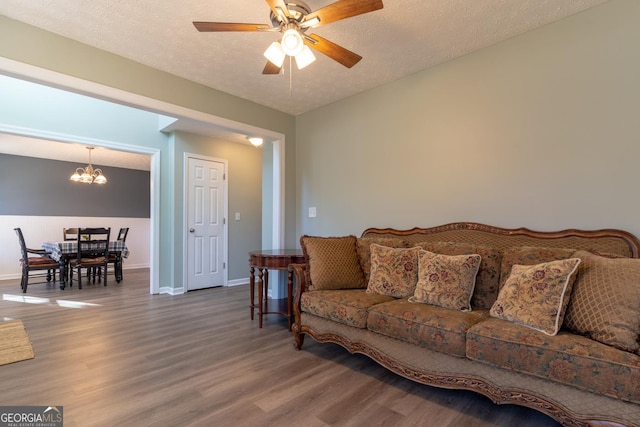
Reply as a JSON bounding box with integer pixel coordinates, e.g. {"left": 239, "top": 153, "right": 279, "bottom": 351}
{"left": 14, "top": 227, "right": 61, "bottom": 293}
{"left": 62, "top": 227, "right": 80, "bottom": 282}
{"left": 65, "top": 228, "right": 100, "bottom": 280}
{"left": 106, "top": 227, "right": 129, "bottom": 283}
{"left": 69, "top": 227, "right": 111, "bottom": 289}
{"left": 63, "top": 227, "right": 79, "bottom": 241}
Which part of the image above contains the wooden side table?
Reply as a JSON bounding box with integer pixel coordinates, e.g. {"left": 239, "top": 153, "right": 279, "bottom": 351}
{"left": 249, "top": 249, "right": 305, "bottom": 329}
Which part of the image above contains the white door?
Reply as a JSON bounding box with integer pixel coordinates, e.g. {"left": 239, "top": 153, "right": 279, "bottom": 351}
{"left": 187, "top": 157, "right": 226, "bottom": 290}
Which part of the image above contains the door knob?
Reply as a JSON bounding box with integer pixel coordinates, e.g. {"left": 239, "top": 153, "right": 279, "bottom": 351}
{"left": 189, "top": 228, "right": 195, "bottom": 233}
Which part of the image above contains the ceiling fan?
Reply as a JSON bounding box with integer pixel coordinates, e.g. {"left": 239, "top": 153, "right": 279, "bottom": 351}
{"left": 193, "top": 0, "right": 384, "bottom": 74}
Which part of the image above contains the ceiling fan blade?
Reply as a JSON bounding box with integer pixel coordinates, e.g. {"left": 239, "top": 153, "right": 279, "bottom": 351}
{"left": 264, "top": 0, "right": 291, "bottom": 21}
{"left": 305, "top": 34, "right": 362, "bottom": 68}
{"left": 262, "top": 61, "right": 282, "bottom": 75}
{"left": 304, "top": 0, "right": 383, "bottom": 27}
{"left": 193, "top": 22, "right": 271, "bottom": 32}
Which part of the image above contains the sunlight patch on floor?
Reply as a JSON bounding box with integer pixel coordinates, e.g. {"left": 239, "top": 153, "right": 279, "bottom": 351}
{"left": 56, "top": 299, "right": 100, "bottom": 308}
{"left": 3, "top": 293, "right": 101, "bottom": 308}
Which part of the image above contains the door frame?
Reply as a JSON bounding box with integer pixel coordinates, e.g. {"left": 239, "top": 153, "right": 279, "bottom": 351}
{"left": 183, "top": 153, "right": 229, "bottom": 290}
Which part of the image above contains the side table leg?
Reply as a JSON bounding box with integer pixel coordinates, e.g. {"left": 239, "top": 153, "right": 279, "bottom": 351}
{"left": 249, "top": 266, "right": 255, "bottom": 320}
{"left": 263, "top": 269, "right": 269, "bottom": 315}
{"left": 287, "top": 268, "right": 294, "bottom": 331}
{"left": 258, "top": 268, "right": 264, "bottom": 328}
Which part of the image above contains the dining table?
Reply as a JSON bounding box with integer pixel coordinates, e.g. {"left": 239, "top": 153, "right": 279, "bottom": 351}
{"left": 42, "top": 240, "right": 130, "bottom": 288}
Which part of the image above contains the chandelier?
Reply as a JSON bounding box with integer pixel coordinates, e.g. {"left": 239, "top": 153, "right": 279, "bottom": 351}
{"left": 69, "top": 147, "right": 107, "bottom": 184}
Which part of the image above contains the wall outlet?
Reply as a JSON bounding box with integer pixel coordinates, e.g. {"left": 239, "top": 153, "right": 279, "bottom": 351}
{"left": 308, "top": 207, "right": 317, "bottom": 218}
{"left": 235, "top": 212, "right": 241, "bottom": 221}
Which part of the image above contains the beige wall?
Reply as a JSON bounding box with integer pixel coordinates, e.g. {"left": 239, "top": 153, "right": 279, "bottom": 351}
{"left": 295, "top": 0, "right": 640, "bottom": 239}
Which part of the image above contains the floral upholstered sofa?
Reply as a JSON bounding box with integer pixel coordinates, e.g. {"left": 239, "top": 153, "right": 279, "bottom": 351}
{"left": 290, "top": 223, "right": 640, "bottom": 427}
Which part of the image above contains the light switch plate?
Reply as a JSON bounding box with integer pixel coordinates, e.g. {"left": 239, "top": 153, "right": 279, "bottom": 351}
{"left": 308, "top": 207, "right": 317, "bottom": 218}
{"left": 235, "top": 212, "right": 241, "bottom": 221}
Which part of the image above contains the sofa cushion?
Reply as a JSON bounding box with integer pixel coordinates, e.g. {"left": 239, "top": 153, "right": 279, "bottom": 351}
{"left": 414, "top": 241, "right": 501, "bottom": 310}
{"left": 490, "top": 258, "right": 580, "bottom": 336}
{"left": 367, "top": 299, "right": 489, "bottom": 357}
{"left": 564, "top": 251, "right": 640, "bottom": 354}
{"left": 357, "top": 237, "right": 408, "bottom": 284}
{"left": 366, "top": 245, "right": 420, "bottom": 298}
{"left": 300, "top": 289, "right": 395, "bottom": 329}
{"left": 300, "top": 235, "right": 365, "bottom": 291}
{"left": 409, "top": 251, "right": 481, "bottom": 311}
{"left": 499, "top": 246, "right": 577, "bottom": 289}
{"left": 467, "top": 317, "right": 640, "bottom": 404}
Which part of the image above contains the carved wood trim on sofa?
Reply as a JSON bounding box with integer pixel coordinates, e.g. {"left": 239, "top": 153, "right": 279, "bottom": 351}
{"left": 361, "top": 222, "right": 640, "bottom": 257}
{"left": 296, "top": 323, "right": 629, "bottom": 427}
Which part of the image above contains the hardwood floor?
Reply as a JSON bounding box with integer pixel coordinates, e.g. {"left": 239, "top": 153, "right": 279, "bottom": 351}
{"left": 0, "top": 270, "right": 560, "bottom": 427}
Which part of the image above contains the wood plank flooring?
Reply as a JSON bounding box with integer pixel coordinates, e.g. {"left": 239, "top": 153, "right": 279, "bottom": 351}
{"left": 0, "top": 270, "right": 560, "bottom": 426}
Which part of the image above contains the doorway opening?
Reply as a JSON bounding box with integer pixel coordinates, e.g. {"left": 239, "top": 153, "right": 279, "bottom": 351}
{"left": 0, "top": 57, "right": 285, "bottom": 294}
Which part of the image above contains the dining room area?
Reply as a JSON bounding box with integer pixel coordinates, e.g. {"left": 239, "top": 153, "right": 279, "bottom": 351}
{"left": 0, "top": 137, "right": 151, "bottom": 292}
{"left": 39, "top": 226, "right": 130, "bottom": 290}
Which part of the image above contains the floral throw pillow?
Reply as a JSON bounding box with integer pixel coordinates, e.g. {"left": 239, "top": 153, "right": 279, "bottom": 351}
{"left": 356, "top": 237, "right": 409, "bottom": 283}
{"left": 366, "top": 244, "right": 420, "bottom": 298}
{"left": 490, "top": 258, "right": 581, "bottom": 336}
{"left": 409, "top": 250, "right": 481, "bottom": 311}
{"left": 415, "top": 241, "right": 501, "bottom": 310}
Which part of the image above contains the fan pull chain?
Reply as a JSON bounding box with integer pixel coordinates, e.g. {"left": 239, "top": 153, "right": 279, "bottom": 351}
{"left": 289, "top": 56, "right": 293, "bottom": 97}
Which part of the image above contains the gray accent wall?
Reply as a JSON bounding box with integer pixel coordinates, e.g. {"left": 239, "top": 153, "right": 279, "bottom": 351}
{"left": 0, "top": 153, "right": 150, "bottom": 217}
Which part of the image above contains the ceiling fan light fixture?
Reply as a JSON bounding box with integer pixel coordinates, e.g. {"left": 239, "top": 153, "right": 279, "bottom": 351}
{"left": 295, "top": 45, "right": 316, "bottom": 69}
{"left": 264, "top": 41, "right": 286, "bottom": 67}
{"left": 193, "top": 0, "right": 383, "bottom": 73}
{"left": 281, "top": 28, "right": 304, "bottom": 56}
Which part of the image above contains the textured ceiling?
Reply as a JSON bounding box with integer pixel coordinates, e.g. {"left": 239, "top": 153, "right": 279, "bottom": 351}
{"left": 0, "top": 0, "right": 610, "bottom": 116}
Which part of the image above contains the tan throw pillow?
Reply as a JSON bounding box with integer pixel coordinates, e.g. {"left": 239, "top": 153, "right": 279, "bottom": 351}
{"left": 366, "top": 244, "right": 420, "bottom": 298}
{"left": 300, "top": 235, "right": 364, "bottom": 291}
{"left": 356, "top": 237, "right": 408, "bottom": 283}
{"left": 409, "top": 250, "right": 481, "bottom": 311}
{"left": 564, "top": 251, "right": 640, "bottom": 353}
{"left": 499, "top": 246, "right": 576, "bottom": 290}
{"left": 490, "top": 258, "right": 581, "bottom": 336}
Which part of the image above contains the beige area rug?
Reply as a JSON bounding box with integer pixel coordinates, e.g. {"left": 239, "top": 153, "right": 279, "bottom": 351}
{"left": 0, "top": 320, "right": 35, "bottom": 366}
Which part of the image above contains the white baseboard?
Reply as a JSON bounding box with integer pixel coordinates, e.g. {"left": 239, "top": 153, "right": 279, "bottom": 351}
{"left": 227, "top": 278, "right": 249, "bottom": 287}
{"left": 158, "top": 286, "right": 184, "bottom": 295}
